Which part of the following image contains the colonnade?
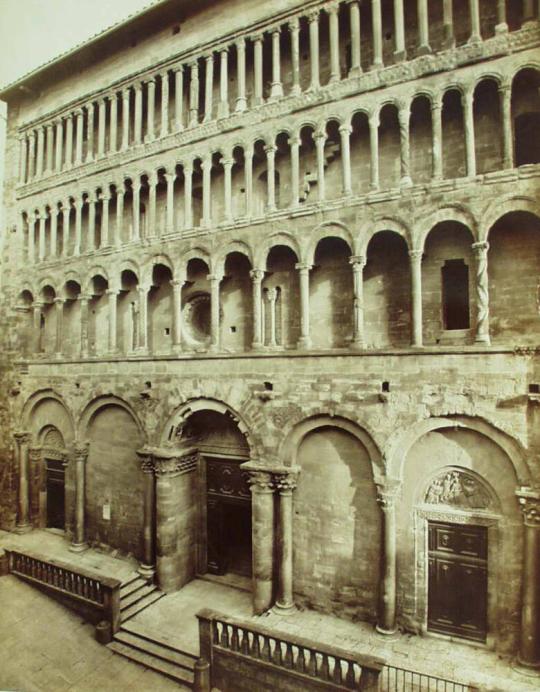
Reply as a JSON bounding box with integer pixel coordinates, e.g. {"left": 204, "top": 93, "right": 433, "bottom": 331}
{"left": 18, "top": 0, "right": 538, "bottom": 186}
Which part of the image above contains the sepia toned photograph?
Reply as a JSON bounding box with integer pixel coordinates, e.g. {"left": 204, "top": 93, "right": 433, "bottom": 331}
{"left": 0, "top": 0, "right": 539, "bottom": 690}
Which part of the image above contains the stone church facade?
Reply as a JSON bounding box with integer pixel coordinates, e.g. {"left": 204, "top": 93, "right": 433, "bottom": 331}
{"left": 1, "top": 0, "right": 540, "bottom": 671}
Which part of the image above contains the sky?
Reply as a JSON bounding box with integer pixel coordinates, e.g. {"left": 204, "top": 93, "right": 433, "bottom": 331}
{"left": 0, "top": 0, "right": 157, "bottom": 251}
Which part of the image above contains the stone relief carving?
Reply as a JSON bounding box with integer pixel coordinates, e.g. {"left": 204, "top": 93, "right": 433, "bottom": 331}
{"left": 425, "top": 469, "right": 492, "bottom": 510}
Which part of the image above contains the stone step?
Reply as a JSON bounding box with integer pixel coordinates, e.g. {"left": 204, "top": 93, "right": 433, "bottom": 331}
{"left": 108, "top": 640, "right": 194, "bottom": 687}
{"left": 121, "top": 619, "right": 199, "bottom": 658}
{"left": 120, "top": 576, "right": 149, "bottom": 599}
{"left": 120, "top": 582, "right": 157, "bottom": 609}
{"left": 115, "top": 629, "right": 197, "bottom": 672}
{"left": 121, "top": 589, "right": 165, "bottom": 621}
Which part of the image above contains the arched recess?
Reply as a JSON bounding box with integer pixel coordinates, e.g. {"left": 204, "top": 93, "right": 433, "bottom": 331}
{"left": 23, "top": 390, "right": 75, "bottom": 443}
{"left": 512, "top": 68, "right": 540, "bottom": 167}
{"left": 487, "top": 210, "right": 540, "bottom": 344}
{"left": 88, "top": 274, "right": 109, "bottom": 356}
{"left": 17, "top": 289, "right": 34, "bottom": 356}
{"left": 282, "top": 415, "right": 383, "bottom": 623}
{"left": 394, "top": 417, "right": 525, "bottom": 654}
{"left": 474, "top": 78, "right": 503, "bottom": 174}
{"left": 149, "top": 262, "right": 173, "bottom": 354}
{"left": 38, "top": 425, "right": 68, "bottom": 531}
{"left": 410, "top": 95, "right": 433, "bottom": 183}
{"left": 80, "top": 397, "right": 145, "bottom": 560}
{"left": 263, "top": 244, "right": 300, "bottom": 348}
{"left": 378, "top": 103, "right": 400, "bottom": 189}
{"left": 220, "top": 251, "right": 253, "bottom": 352}
{"left": 182, "top": 257, "right": 211, "bottom": 350}
{"left": 442, "top": 88, "right": 466, "bottom": 179}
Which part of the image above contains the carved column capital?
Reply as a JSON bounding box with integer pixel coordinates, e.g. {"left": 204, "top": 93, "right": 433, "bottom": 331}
{"left": 137, "top": 447, "right": 155, "bottom": 474}
{"left": 273, "top": 467, "right": 300, "bottom": 493}
{"left": 349, "top": 254, "right": 366, "bottom": 268}
{"left": 250, "top": 269, "right": 265, "bottom": 282}
{"left": 28, "top": 446, "right": 43, "bottom": 463}
{"left": 247, "top": 470, "right": 274, "bottom": 493}
{"left": 152, "top": 448, "right": 199, "bottom": 477}
{"left": 288, "top": 16, "right": 300, "bottom": 31}
{"left": 409, "top": 249, "right": 423, "bottom": 262}
{"left": 517, "top": 487, "right": 540, "bottom": 527}
{"left": 472, "top": 241, "right": 489, "bottom": 254}
{"left": 73, "top": 443, "right": 89, "bottom": 464}
{"left": 307, "top": 8, "right": 320, "bottom": 22}
{"left": 376, "top": 480, "right": 402, "bottom": 510}
{"left": 14, "top": 432, "right": 31, "bottom": 444}
{"left": 295, "top": 262, "right": 313, "bottom": 272}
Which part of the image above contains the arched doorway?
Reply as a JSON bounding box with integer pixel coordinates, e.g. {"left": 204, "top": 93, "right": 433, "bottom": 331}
{"left": 40, "top": 426, "right": 68, "bottom": 531}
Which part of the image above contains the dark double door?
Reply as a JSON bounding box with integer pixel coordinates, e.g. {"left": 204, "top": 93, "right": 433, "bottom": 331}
{"left": 428, "top": 521, "right": 487, "bottom": 642}
{"left": 206, "top": 458, "right": 252, "bottom": 577}
{"left": 46, "top": 458, "right": 65, "bottom": 530}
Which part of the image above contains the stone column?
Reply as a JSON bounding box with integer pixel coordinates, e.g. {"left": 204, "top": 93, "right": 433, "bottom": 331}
{"left": 468, "top": 0, "right": 481, "bottom": 43}
{"left": 463, "top": 89, "right": 476, "bottom": 178}
{"left": 146, "top": 79, "right": 156, "bottom": 141}
{"left": 398, "top": 103, "right": 412, "bottom": 187}
{"left": 409, "top": 250, "right": 423, "bottom": 347}
{"left": 147, "top": 173, "right": 157, "bottom": 239}
{"left": 132, "top": 182, "right": 141, "bottom": 242}
{"left": 267, "top": 289, "right": 278, "bottom": 347}
{"left": 27, "top": 131, "right": 36, "bottom": 181}
{"left": 14, "top": 433, "right": 32, "bottom": 533}
{"left": 54, "top": 298, "right": 63, "bottom": 358}
{"left": 208, "top": 273, "right": 222, "bottom": 351}
{"left": 350, "top": 255, "right": 366, "bottom": 349}
{"left": 442, "top": 0, "right": 455, "bottom": 48}
{"left": 201, "top": 155, "right": 212, "bottom": 227}
{"left": 107, "top": 289, "right": 118, "bottom": 353}
{"left": 314, "top": 132, "right": 327, "bottom": 201}
{"left": 371, "top": 0, "right": 383, "bottom": 69}
{"left": 222, "top": 157, "right": 234, "bottom": 223}
{"left": 134, "top": 84, "right": 143, "bottom": 144}
{"left": 244, "top": 147, "right": 254, "bottom": 217}
{"left": 110, "top": 94, "right": 118, "bottom": 152}
{"left": 189, "top": 61, "right": 200, "bottom": 127}
{"left": 174, "top": 67, "right": 184, "bottom": 131}
{"left": 171, "top": 277, "right": 185, "bottom": 351}
{"left": 70, "top": 444, "right": 89, "bottom": 552}
{"left": 499, "top": 85, "right": 514, "bottom": 170}
{"left": 115, "top": 187, "right": 124, "bottom": 248}
{"left": 376, "top": 483, "right": 400, "bottom": 635}
{"left": 97, "top": 98, "right": 107, "bottom": 156}
{"left": 45, "top": 124, "right": 54, "bottom": 174}
{"left": 160, "top": 72, "right": 170, "bottom": 137}
{"left": 50, "top": 207, "right": 58, "bottom": 257}
{"left": 19, "top": 136, "right": 28, "bottom": 184}
{"left": 86, "top": 103, "right": 95, "bottom": 162}
{"left": 270, "top": 28, "right": 284, "bottom": 99}
{"left": 265, "top": 145, "right": 277, "bottom": 212}
{"left": 289, "top": 136, "right": 300, "bottom": 207}
{"left": 62, "top": 204, "right": 70, "bottom": 258}
{"left": 327, "top": 2, "right": 341, "bottom": 83}
{"left": 55, "top": 120, "right": 64, "bottom": 171}
{"left": 495, "top": 0, "right": 508, "bottom": 33}
{"left": 101, "top": 194, "right": 110, "bottom": 247}
{"left": 87, "top": 194, "right": 96, "bottom": 252}
{"left": 273, "top": 470, "right": 299, "bottom": 613}
{"left": 36, "top": 126, "right": 45, "bottom": 178}
{"left": 28, "top": 215, "right": 36, "bottom": 264}
{"left": 308, "top": 10, "right": 320, "bottom": 90}
{"left": 235, "top": 39, "right": 247, "bottom": 112}
{"left": 516, "top": 488, "right": 540, "bottom": 668}
{"left": 75, "top": 109, "right": 84, "bottom": 165}
{"left": 393, "top": 0, "right": 406, "bottom": 61}
{"left": 137, "top": 284, "right": 150, "bottom": 353}
{"left": 250, "top": 269, "right": 264, "bottom": 349}
{"left": 296, "top": 263, "right": 312, "bottom": 348}
{"left": 218, "top": 49, "right": 229, "bottom": 118}
{"left": 203, "top": 54, "right": 214, "bottom": 123}
{"left": 38, "top": 212, "right": 46, "bottom": 262}
{"left": 138, "top": 449, "right": 156, "bottom": 578}
{"left": 431, "top": 95, "right": 443, "bottom": 180}
{"left": 472, "top": 241, "right": 490, "bottom": 345}
{"left": 121, "top": 88, "right": 131, "bottom": 150}
{"left": 289, "top": 18, "right": 301, "bottom": 94}
{"left": 32, "top": 302, "right": 43, "bottom": 353}
{"left": 348, "top": 0, "right": 362, "bottom": 76}
{"left": 369, "top": 112, "right": 380, "bottom": 190}
{"left": 253, "top": 34, "right": 264, "bottom": 105}
{"left": 184, "top": 163, "right": 193, "bottom": 229}
{"left": 417, "top": 0, "right": 431, "bottom": 54}
{"left": 165, "top": 172, "right": 175, "bottom": 234}
{"left": 243, "top": 466, "right": 275, "bottom": 615}
{"left": 79, "top": 293, "right": 90, "bottom": 358}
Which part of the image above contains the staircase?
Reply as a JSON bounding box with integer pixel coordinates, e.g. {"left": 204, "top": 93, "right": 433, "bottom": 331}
{"left": 107, "top": 575, "right": 198, "bottom": 688}
{"left": 299, "top": 139, "right": 341, "bottom": 202}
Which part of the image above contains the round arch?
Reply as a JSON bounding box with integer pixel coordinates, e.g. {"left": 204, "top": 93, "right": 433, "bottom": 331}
{"left": 21, "top": 389, "right": 75, "bottom": 441}
{"left": 214, "top": 240, "right": 254, "bottom": 274}
{"left": 360, "top": 216, "right": 412, "bottom": 255}
{"left": 78, "top": 395, "right": 146, "bottom": 441}
{"left": 255, "top": 231, "right": 301, "bottom": 268}
{"left": 479, "top": 195, "right": 540, "bottom": 241}
{"left": 416, "top": 205, "right": 478, "bottom": 251}
{"left": 306, "top": 222, "right": 355, "bottom": 265}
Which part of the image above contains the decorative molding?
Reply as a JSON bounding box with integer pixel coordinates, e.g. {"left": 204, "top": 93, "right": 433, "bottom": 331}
{"left": 153, "top": 450, "right": 199, "bottom": 476}
{"left": 424, "top": 469, "right": 492, "bottom": 510}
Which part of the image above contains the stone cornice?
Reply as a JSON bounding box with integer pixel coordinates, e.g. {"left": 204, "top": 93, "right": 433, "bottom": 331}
{"left": 14, "top": 28, "right": 540, "bottom": 202}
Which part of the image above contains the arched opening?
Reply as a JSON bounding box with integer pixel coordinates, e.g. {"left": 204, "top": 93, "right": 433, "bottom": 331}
{"left": 512, "top": 68, "right": 540, "bottom": 166}
{"left": 293, "top": 424, "right": 380, "bottom": 621}
{"left": 221, "top": 251, "right": 253, "bottom": 352}
{"left": 263, "top": 244, "right": 300, "bottom": 348}
{"left": 39, "top": 284, "right": 56, "bottom": 355}
{"left": 17, "top": 290, "right": 34, "bottom": 356}
{"left": 365, "top": 231, "right": 411, "bottom": 347}
{"left": 350, "top": 111, "right": 371, "bottom": 194}
{"left": 298, "top": 125, "right": 318, "bottom": 205}
{"left": 118, "top": 269, "right": 140, "bottom": 353}
{"left": 231, "top": 146, "right": 246, "bottom": 218}
{"left": 311, "top": 236, "right": 353, "bottom": 348}
{"left": 182, "top": 257, "right": 211, "bottom": 350}
{"left": 378, "top": 104, "right": 400, "bottom": 189}
{"left": 62, "top": 280, "right": 82, "bottom": 358}
{"left": 442, "top": 89, "right": 466, "bottom": 179}
{"left": 324, "top": 119, "right": 343, "bottom": 199}
{"left": 488, "top": 210, "right": 540, "bottom": 344}
{"left": 41, "top": 426, "right": 67, "bottom": 531}
{"left": 410, "top": 95, "right": 433, "bottom": 183}
{"left": 474, "top": 79, "right": 503, "bottom": 174}
{"left": 422, "top": 221, "right": 475, "bottom": 344}
{"left": 149, "top": 263, "right": 173, "bottom": 354}
{"left": 252, "top": 139, "right": 268, "bottom": 216}
{"left": 274, "top": 132, "right": 289, "bottom": 210}
{"left": 88, "top": 274, "right": 109, "bottom": 356}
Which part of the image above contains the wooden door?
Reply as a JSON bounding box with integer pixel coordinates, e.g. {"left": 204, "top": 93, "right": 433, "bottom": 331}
{"left": 46, "top": 458, "right": 65, "bottom": 530}
{"left": 428, "top": 521, "right": 487, "bottom": 642}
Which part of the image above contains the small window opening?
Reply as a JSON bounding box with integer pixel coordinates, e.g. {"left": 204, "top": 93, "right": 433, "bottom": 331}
{"left": 442, "top": 259, "right": 470, "bottom": 330}
{"left": 164, "top": 327, "right": 170, "bottom": 335}
{"left": 145, "top": 381, "right": 152, "bottom": 389}
{"left": 230, "top": 326, "right": 237, "bottom": 333}
{"left": 382, "top": 381, "right": 390, "bottom": 393}
{"left": 264, "top": 381, "right": 273, "bottom": 391}
{"left": 529, "top": 383, "right": 540, "bottom": 394}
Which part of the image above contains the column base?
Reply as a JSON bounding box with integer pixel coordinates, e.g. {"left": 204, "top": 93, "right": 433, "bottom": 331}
{"left": 347, "top": 67, "right": 363, "bottom": 78}
{"left": 217, "top": 105, "right": 230, "bottom": 119}
{"left": 393, "top": 50, "right": 407, "bottom": 63}
{"left": 495, "top": 23, "right": 508, "bottom": 34}
{"left": 144, "top": 134, "right": 155, "bottom": 144}
{"left": 400, "top": 176, "right": 413, "bottom": 188}
{"left": 272, "top": 601, "right": 297, "bottom": 615}
{"left": 235, "top": 98, "right": 247, "bottom": 112}
{"left": 349, "top": 340, "right": 366, "bottom": 351}
{"left": 417, "top": 44, "right": 431, "bottom": 56}
{"left": 270, "top": 84, "right": 284, "bottom": 99}
{"left": 14, "top": 523, "right": 32, "bottom": 535}
{"left": 296, "top": 337, "right": 312, "bottom": 350}
{"left": 138, "top": 563, "right": 156, "bottom": 580}
{"left": 69, "top": 541, "right": 89, "bottom": 553}
{"left": 369, "top": 60, "right": 384, "bottom": 71}
{"left": 375, "top": 624, "right": 399, "bottom": 637}
{"left": 467, "top": 35, "right": 482, "bottom": 45}
{"left": 290, "top": 85, "right": 302, "bottom": 96}
{"left": 474, "top": 335, "right": 491, "bottom": 346}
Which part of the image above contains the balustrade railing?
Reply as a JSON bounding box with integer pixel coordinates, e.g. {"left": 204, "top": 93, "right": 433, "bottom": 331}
{"left": 6, "top": 549, "right": 121, "bottom": 633}
{"left": 381, "top": 665, "right": 478, "bottom": 691}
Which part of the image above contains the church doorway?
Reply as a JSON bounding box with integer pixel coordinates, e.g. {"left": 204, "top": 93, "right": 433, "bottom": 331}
{"left": 206, "top": 457, "right": 252, "bottom": 578}
{"left": 427, "top": 521, "right": 487, "bottom": 642}
{"left": 45, "top": 457, "right": 65, "bottom": 530}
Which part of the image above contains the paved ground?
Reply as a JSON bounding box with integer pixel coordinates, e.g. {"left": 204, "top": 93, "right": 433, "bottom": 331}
{"left": 0, "top": 575, "right": 187, "bottom": 692}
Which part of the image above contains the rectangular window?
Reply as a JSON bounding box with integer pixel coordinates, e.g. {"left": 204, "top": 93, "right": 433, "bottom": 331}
{"left": 442, "top": 259, "right": 470, "bottom": 330}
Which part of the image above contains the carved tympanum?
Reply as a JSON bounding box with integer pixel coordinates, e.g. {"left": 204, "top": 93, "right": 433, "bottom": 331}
{"left": 425, "top": 469, "right": 492, "bottom": 510}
